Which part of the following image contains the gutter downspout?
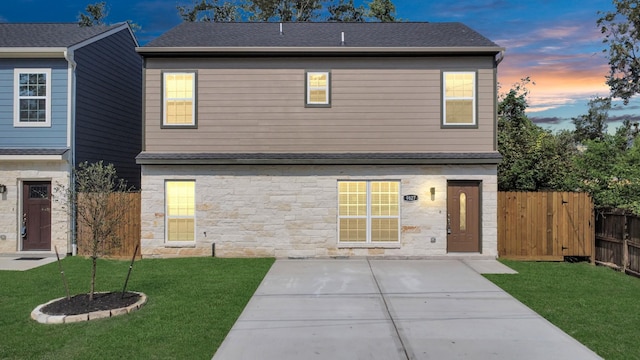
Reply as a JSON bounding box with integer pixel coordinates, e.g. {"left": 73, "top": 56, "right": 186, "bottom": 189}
{"left": 494, "top": 50, "right": 505, "bottom": 152}
{"left": 64, "top": 49, "right": 78, "bottom": 256}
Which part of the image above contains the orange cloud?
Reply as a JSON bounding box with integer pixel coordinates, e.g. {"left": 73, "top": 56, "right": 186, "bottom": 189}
{"left": 498, "top": 54, "right": 610, "bottom": 112}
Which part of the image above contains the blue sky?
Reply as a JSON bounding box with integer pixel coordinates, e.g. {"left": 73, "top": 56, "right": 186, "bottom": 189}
{"left": 1, "top": 0, "right": 631, "bottom": 133}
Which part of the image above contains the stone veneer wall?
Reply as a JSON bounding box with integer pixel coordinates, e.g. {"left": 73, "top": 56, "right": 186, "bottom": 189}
{"left": 140, "top": 164, "right": 497, "bottom": 258}
{"left": 0, "top": 160, "right": 70, "bottom": 254}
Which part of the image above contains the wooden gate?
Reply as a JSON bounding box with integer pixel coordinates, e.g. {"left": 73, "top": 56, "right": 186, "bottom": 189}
{"left": 498, "top": 192, "right": 594, "bottom": 261}
{"left": 76, "top": 192, "right": 141, "bottom": 259}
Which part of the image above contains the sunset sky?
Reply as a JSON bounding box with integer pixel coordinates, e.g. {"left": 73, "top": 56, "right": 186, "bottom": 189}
{"left": 1, "top": 0, "right": 630, "bottom": 132}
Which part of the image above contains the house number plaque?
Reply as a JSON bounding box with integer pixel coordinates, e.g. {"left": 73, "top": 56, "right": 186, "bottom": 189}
{"left": 403, "top": 195, "right": 419, "bottom": 202}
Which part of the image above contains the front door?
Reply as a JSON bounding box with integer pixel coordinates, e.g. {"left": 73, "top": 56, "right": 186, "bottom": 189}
{"left": 22, "top": 182, "right": 52, "bottom": 251}
{"left": 447, "top": 181, "right": 480, "bottom": 252}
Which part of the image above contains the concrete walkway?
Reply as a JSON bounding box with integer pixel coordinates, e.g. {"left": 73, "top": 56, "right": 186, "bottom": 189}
{"left": 0, "top": 253, "right": 57, "bottom": 271}
{"left": 213, "top": 259, "right": 601, "bottom": 360}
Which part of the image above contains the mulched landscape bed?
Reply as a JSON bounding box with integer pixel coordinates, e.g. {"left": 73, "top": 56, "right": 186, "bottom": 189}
{"left": 41, "top": 292, "right": 141, "bottom": 315}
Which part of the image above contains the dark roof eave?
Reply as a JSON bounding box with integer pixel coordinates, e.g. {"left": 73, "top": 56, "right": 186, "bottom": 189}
{"left": 136, "top": 46, "right": 505, "bottom": 57}
{"left": 136, "top": 152, "right": 502, "bottom": 165}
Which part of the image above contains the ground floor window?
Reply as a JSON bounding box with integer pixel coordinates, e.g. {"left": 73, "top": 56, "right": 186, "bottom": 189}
{"left": 165, "top": 180, "right": 195, "bottom": 242}
{"left": 338, "top": 181, "right": 400, "bottom": 243}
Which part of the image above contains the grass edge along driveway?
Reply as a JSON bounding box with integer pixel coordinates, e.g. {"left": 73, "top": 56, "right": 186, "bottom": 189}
{"left": 486, "top": 260, "right": 640, "bottom": 360}
{"left": 0, "top": 256, "right": 274, "bottom": 360}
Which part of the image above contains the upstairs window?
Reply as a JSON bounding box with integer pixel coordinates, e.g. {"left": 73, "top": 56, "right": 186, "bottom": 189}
{"left": 14, "top": 69, "right": 52, "bottom": 127}
{"left": 306, "top": 71, "right": 330, "bottom": 107}
{"left": 443, "top": 72, "right": 476, "bottom": 126}
{"left": 163, "top": 72, "right": 196, "bottom": 127}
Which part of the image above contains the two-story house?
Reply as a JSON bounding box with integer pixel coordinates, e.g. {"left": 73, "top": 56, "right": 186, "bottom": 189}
{"left": 136, "top": 22, "right": 504, "bottom": 258}
{"left": 0, "top": 23, "right": 141, "bottom": 255}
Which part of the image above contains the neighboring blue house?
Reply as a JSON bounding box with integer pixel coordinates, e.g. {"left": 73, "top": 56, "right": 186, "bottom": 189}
{"left": 0, "top": 23, "right": 141, "bottom": 255}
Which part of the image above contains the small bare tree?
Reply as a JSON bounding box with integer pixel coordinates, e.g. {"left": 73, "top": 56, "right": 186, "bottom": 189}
{"left": 56, "top": 161, "right": 135, "bottom": 300}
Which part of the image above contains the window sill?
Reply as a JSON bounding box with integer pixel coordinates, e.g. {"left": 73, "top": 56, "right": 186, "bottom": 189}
{"left": 14, "top": 123, "right": 51, "bottom": 128}
{"left": 441, "top": 124, "right": 478, "bottom": 129}
{"left": 164, "top": 242, "right": 196, "bottom": 248}
{"left": 337, "top": 242, "right": 401, "bottom": 249}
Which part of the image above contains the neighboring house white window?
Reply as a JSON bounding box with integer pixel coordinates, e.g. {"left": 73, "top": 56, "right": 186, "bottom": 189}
{"left": 443, "top": 71, "right": 476, "bottom": 126}
{"left": 165, "top": 180, "right": 195, "bottom": 243}
{"left": 338, "top": 181, "right": 400, "bottom": 243}
{"left": 306, "top": 71, "right": 330, "bottom": 106}
{"left": 163, "top": 72, "right": 196, "bottom": 127}
{"left": 14, "top": 68, "right": 52, "bottom": 127}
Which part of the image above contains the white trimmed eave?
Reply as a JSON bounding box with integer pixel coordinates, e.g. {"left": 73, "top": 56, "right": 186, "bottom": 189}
{"left": 0, "top": 48, "right": 67, "bottom": 58}
{"left": 136, "top": 46, "right": 506, "bottom": 55}
{"left": 0, "top": 154, "right": 68, "bottom": 161}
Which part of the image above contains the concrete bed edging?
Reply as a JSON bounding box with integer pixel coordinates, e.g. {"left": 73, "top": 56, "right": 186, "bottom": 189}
{"left": 31, "top": 291, "right": 147, "bottom": 324}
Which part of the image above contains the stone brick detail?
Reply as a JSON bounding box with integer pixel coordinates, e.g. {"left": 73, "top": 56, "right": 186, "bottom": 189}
{"left": 140, "top": 164, "right": 498, "bottom": 258}
{"left": 0, "top": 161, "right": 70, "bottom": 254}
{"left": 88, "top": 310, "right": 111, "bottom": 320}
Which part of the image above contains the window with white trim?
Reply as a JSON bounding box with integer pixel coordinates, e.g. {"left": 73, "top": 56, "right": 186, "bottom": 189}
{"left": 14, "top": 68, "right": 52, "bottom": 127}
{"left": 306, "top": 71, "right": 330, "bottom": 106}
{"left": 165, "top": 180, "right": 195, "bottom": 242}
{"left": 338, "top": 181, "right": 400, "bottom": 243}
{"left": 443, "top": 71, "right": 476, "bottom": 126}
{"left": 163, "top": 72, "right": 196, "bottom": 126}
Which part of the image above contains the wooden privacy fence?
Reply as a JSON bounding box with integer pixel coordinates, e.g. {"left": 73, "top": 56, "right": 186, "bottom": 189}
{"left": 76, "top": 192, "right": 141, "bottom": 259}
{"left": 498, "top": 192, "right": 594, "bottom": 261}
{"left": 595, "top": 211, "right": 640, "bottom": 276}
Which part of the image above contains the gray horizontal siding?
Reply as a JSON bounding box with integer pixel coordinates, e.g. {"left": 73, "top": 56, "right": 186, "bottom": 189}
{"left": 144, "top": 57, "right": 497, "bottom": 154}
{"left": 0, "top": 59, "right": 68, "bottom": 148}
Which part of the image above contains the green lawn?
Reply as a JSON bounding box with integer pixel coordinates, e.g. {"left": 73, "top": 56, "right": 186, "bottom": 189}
{"left": 486, "top": 260, "right": 640, "bottom": 360}
{"left": 0, "top": 256, "right": 274, "bottom": 360}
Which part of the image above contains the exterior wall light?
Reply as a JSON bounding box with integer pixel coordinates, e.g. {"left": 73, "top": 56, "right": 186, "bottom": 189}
{"left": 430, "top": 187, "right": 435, "bottom": 201}
{"left": 0, "top": 185, "right": 6, "bottom": 194}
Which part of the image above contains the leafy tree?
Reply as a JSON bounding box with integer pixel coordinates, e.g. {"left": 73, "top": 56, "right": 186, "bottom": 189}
{"left": 328, "top": 0, "right": 366, "bottom": 22}
{"left": 565, "top": 116, "right": 640, "bottom": 213}
{"left": 366, "top": 0, "right": 397, "bottom": 22}
{"left": 497, "top": 78, "right": 576, "bottom": 191}
{"left": 55, "top": 161, "right": 136, "bottom": 301}
{"left": 177, "top": 0, "right": 241, "bottom": 22}
{"left": 78, "top": 2, "right": 141, "bottom": 32}
{"left": 177, "top": 0, "right": 400, "bottom": 22}
{"left": 597, "top": 0, "right": 640, "bottom": 104}
{"left": 572, "top": 96, "right": 611, "bottom": 143}
{"left": 245, "top": 0, "right": 325, "bottom": 21}
{"left": 78, "top": 1, "right": 108, "bottom": 27}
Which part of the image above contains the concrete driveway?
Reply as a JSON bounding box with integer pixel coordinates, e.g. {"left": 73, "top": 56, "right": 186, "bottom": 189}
{"left": 212, "top": 259, "right": 601, "bottom": 360}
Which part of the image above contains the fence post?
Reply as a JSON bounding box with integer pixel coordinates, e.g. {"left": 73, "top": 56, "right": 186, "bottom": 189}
{"left": 624, "top": 214, "right": 629, "bottom": 274}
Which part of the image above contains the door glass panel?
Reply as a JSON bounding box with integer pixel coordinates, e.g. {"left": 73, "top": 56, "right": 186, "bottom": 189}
{"left": 29, "top": 185, "right": 49, "bottom": 199}
{"left": 459, "top": 193, "right": 466, "bottom": 231}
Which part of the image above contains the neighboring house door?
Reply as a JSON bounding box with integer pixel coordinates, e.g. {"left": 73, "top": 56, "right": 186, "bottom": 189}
{"left": 22, "top": 182, "right": 52, "bottom": 251}
{"left": 447, "top": 181, "right": 480, "bottom": 252}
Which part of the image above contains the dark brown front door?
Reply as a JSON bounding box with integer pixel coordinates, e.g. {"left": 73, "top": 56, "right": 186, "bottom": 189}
{"left": 447, "top": 181, "right": 480, "bottom": 252}
{"left": 22, "top": 182, "right": 52, "bottom": 251}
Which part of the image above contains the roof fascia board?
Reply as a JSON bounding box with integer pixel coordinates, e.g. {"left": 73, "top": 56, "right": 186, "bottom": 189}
{"left": 0, "top": 48, "right": 67, "bottom": 58}
{"left": 136, "top": 157, "right": 502, "bottom": 166}
{"left": 0, "top": 154, "right": 67, "bottom": 161}
{"left": 68, "top": 22, "right": 137, "bottom": 52}
{"left": 137, "top": 46, "right": 505, "bottom": 55}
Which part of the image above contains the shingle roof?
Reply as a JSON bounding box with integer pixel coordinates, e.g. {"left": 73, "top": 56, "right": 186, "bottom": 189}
{"left": 144, "top": 22, "right": 500, "bottom": 49}
{"left": 136, "top": 152, "right": 503, "bottom": 165}
{"left": 0, "top": 23, "right": 122, "bottom": 47}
